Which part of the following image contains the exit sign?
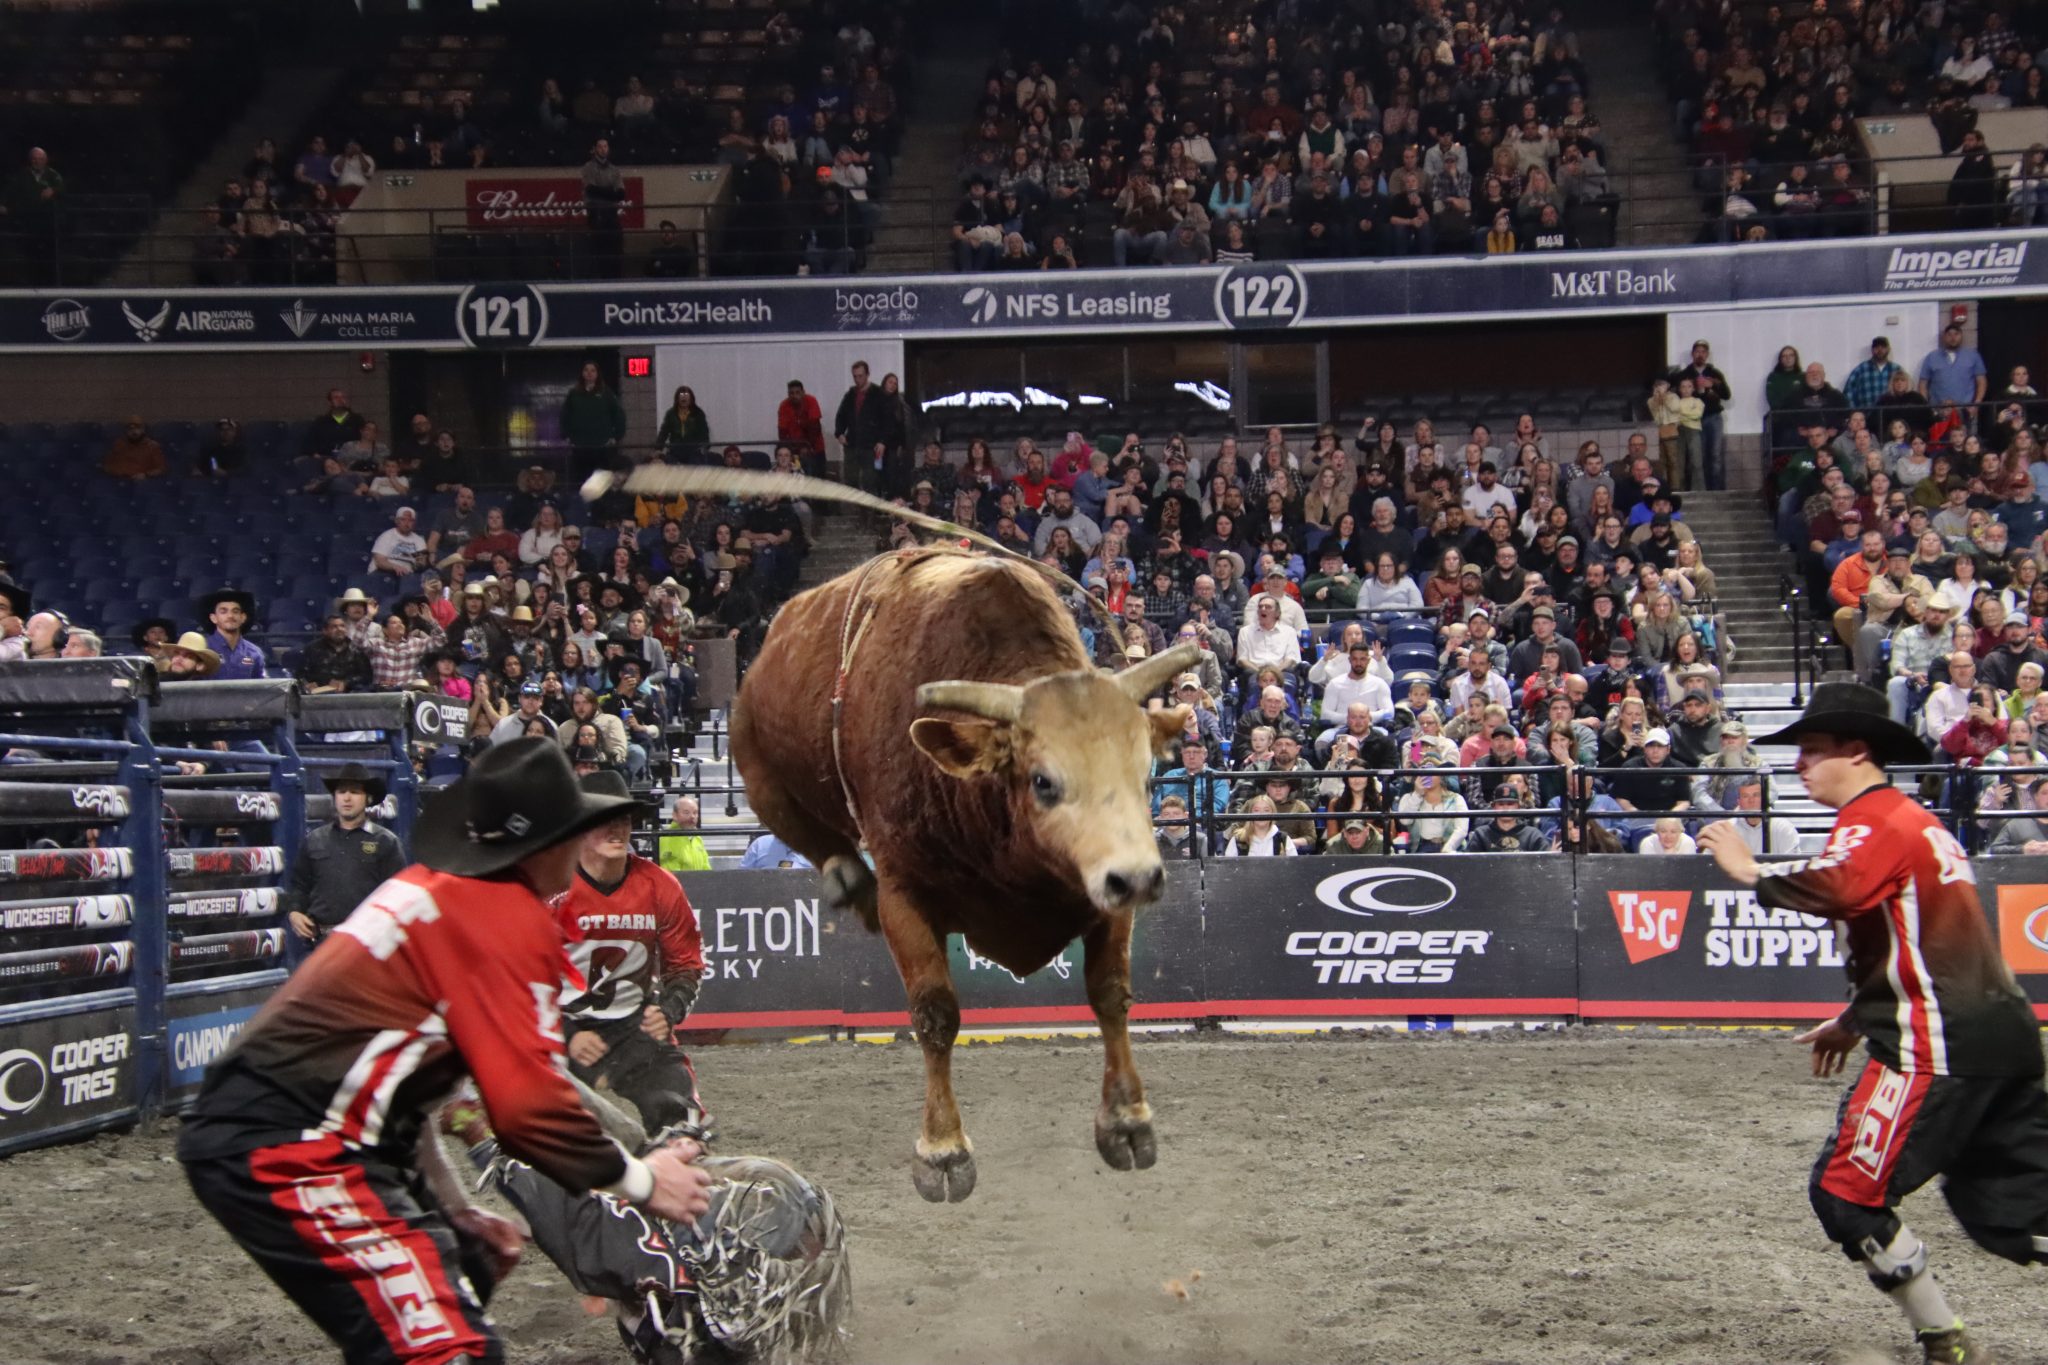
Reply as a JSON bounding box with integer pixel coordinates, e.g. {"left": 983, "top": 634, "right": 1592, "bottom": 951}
{"left": 624, "top": 354, "right": 652, "bottom": 379}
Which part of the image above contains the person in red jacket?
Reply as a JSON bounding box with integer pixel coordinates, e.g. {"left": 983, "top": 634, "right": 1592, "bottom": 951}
{"left": 558, "top": 769, "right": 710, "bottom": 1133}
{"left": 178, "top": 739, "right": 713, "bottom": 1365}
{"left": 1701, "top": 684, "right": 2048, "bottom": 1365}
{"left": 776, "top": 379, "right": 824, "bottom": 475}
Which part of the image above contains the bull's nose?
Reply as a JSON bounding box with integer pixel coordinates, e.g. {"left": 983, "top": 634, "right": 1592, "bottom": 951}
{"left": 1102, "top": 865, "right": 1165, "bottom": 906}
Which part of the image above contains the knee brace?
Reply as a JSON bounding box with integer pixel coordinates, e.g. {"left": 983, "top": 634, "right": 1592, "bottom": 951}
{"left": 1857, "top": 1227, "right": 1930, "bottom": 1293}
{"left": 1811, "top": 1182, "right": 1901, "bottom": 1259}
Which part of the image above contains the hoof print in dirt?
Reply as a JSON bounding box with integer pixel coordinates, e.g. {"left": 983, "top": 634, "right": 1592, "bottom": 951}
{"left": 912, "top": 1144, "right": 977, "bottom": 1203}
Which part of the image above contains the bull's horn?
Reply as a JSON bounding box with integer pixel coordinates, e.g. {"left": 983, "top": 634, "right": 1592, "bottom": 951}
{"left": 918, "top": 680, "right": 1025, "bottom": 723}
{"left": 1113, "top": 643, "right": 1201, "bottom": 702}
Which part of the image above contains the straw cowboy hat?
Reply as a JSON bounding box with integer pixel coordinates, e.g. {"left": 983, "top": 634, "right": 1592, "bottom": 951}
{"left": 413, "top": 738, "right": 635, "bottom": 876}
{"left": 163, "top": 632, "right": 222, "bottom": 677}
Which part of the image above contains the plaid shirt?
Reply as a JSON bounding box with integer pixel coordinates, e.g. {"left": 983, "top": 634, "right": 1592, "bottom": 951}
{"left": 364, "top": 622, "right": 444, "bottom": 689}
{"left": 1843, "top": 359, "right": 1903, "bottom": 414}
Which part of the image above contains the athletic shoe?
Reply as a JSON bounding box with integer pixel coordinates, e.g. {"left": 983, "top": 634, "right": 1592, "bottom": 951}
{"left": 1917, "top": 1323, "right": 1981, "bottom": 1364}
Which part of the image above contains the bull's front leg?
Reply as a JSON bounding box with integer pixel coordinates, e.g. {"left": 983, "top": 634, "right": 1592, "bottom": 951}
{"left": 878, "top": 887, "right": 976, "bottom": 1203}
{"left": 1083, "top": 912, "right": 1156, "bottom": 1173}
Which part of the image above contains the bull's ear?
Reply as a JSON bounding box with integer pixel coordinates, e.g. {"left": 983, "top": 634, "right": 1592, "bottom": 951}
{"left": 910, "top": 717, "right": 1012, "bottom": 778}
{"left": 1149, "top": 704, "right": 1193, "bottom": 758}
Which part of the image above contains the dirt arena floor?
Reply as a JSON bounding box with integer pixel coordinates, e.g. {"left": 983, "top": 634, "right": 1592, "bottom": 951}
{"left": 2, "top": 1028, "right": 2044, "bottom": 1365}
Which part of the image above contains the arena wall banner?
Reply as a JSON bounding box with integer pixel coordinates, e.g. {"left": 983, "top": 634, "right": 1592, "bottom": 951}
{"left": 1575, "top": 860, "right": 1849, "bottom": 1020}
{"left": 674, "top": 858, "right": 1578, "bottom": 1029}
{"left": 164, "top": 981, "right": 277, "bottom": 1107}
{"left": 0, "top": 1001, "right": 137, "bottom": 1155}
{"left": 1975, "top": 867, "right": 2048, "bottom": 1015}
{"left": 4, "top": 230, "right": 2047, "bottom": 351}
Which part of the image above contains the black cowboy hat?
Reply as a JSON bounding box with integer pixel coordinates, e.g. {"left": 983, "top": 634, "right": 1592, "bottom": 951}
{"left": 581, "top": 767, "right": 661, "bottom": 809}
{"left": 196, "top": 587, "right": 258, "bottom": 621}
{"left": 320, "top": 761, "right": 389, "bottom": 807}
{"left": 414, "top": 737, "right": 636, "bottom": 876}
{"left": 1753, "top": 681, "right": 1930, "bottom": 767}
{"left": 606, "top": 652, "right": 648, "bottom": 683}
{"left": 129, "top": 616, "right": 175, "bottom": 649}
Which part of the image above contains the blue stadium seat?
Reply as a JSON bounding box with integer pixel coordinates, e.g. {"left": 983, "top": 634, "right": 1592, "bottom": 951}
{"left": 1388, "top": 619, "right": 1437, "bottom": 649}
{"left": 1388, "top": 643, "right": 1438, "bottom": 676}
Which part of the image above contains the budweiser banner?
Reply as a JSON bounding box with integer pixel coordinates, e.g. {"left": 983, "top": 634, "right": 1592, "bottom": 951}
{"left": 168, "top": 846, "right": 285, "bottom": 879}
{"left": 0, "top": 848, "right": 132, "bottom": 882}
{"left": 464, "top": 175, "right": 646, "bottom": 231}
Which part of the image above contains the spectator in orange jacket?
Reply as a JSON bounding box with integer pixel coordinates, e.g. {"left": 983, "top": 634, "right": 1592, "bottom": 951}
{"left": 1829, "top": 528, "right": 1887, "bottom": 651}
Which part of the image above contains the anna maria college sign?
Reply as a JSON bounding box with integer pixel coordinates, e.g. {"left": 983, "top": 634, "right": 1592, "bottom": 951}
{"left": 465, "top": 176, "right": 646, "bottom": 231}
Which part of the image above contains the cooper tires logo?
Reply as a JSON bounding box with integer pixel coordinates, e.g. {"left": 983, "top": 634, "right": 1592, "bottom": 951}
{"left": 960, "top": 286, "right": 998, "bottom": 324}
{"left": 0, "top": 1048, "right": 47, "bottom": 1118}
{"left": 1315, "top": 869, "right": 1456, "bottom": 917}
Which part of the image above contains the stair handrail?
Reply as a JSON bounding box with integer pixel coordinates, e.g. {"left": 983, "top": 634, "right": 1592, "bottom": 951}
{"left": 1778, "top": 573, "right": 1808, "bottom": 708}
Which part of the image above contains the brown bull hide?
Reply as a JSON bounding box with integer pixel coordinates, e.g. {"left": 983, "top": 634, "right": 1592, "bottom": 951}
{"left": 730, "top": 548, "right": 1193, "bottom": 1201}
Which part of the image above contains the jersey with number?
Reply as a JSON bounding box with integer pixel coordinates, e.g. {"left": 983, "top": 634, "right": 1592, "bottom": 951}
{"left": 1756, "top": 783, "right": 2040, "bottom": 1078}
{"left": 555, "top": 857, "right": 705, "bottom": 1026}
{"left": 177, "top": 867, "right": 634, "bottom": 1193}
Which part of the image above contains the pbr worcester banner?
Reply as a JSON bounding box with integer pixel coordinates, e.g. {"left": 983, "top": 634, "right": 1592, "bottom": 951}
{"left": 6, "top": 230, "right": 2048, "bottom": 351}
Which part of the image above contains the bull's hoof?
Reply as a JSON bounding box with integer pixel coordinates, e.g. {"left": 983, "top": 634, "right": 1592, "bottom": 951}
{"left": 912, "top": 1139, "right": 977, "bottom": 1203}
{"left": 1094, "top": 1101, "right": 1157, "bottom": 1172}
{"left": 821, "top": 855, "right": 878, "bottom": 926}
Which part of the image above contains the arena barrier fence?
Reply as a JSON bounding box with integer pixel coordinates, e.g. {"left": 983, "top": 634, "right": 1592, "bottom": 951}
{"left": 668, "top": 858, "right": 2048, "bottom": 1033}
{"left": 0, "top": 661, "right": 417, "bottom": 1156}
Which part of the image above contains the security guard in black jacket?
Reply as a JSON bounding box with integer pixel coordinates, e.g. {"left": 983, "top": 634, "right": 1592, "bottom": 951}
{"left": 281, "top": 763, "right": 405, "bottom": 970}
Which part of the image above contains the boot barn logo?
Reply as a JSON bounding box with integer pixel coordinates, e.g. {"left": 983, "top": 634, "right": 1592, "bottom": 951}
{"left": 1994, "top": 885, "right": 2048, "bottom": 973}
{"left": 466, "top": 177, "right": 646, "bottom": 231}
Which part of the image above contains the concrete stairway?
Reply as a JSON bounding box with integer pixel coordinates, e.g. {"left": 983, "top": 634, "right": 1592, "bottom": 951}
{"left": 864, "top": 19, "right": 996, "bottom": 274}
{"left": 111, "top": 62, "right": 352, "bottom": 287}
{"left": 1575, "top": 24, "right": 1700, "bottom": 247}
{"left": 1680, "top": 490, "right": 1796, "bottom": 679}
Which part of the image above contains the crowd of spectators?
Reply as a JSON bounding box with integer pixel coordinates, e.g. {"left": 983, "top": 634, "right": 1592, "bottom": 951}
{"left": 1772, "top": 324, "right": 2048, "bottom": 843}
{"left": 846, "top": 386, "right": 1769, "bottom": 854}
{"left": 5, "top": 364, "right": 819, "bottom": 791}
{"left": 950, "top": 2, "right": 1618, "bottom": 270}
{"left": 1660, "top": 0, "right": 2048, "bottom": 241}
{"left": 237, "top": 11, "right": 911, "bottom": 282}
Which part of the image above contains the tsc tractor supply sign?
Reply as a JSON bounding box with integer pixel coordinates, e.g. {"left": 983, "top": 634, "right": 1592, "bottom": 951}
{"left": 1578, "top": 864, "right": 1853, "bottom": 1017}
{"left": 0, "top": 1004, "right": 136, "bottom": 1151}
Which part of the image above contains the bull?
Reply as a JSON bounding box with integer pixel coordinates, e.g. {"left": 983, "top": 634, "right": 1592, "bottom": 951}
{"left": 730, "top": 547, "right": 1195, "bottom": 1202}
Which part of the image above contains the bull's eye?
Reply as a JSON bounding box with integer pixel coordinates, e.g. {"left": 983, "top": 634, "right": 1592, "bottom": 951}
{"left": 1030, "top": 770, "right": 1062, "bottom": 806}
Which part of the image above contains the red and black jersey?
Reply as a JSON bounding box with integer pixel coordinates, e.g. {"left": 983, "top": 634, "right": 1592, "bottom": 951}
{"left": 1757, "top": 784, "right": 2041, "bottom": 1078}
{"left": 556, "top": 855, "right": 705, "bottom": 1026}
{"left": 176, "top": 866, "right": 633, "bottom": 1193}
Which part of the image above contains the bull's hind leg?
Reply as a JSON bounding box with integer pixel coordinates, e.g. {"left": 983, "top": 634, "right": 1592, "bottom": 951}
{"left": 876, "top": 877, "right": 976, "bottom": 1202}
{"left": 736, "top": 775, "right": 877, "bottom": 930}
{"left": 1084, "top": 912, "right": 1156, "bottom": 1173}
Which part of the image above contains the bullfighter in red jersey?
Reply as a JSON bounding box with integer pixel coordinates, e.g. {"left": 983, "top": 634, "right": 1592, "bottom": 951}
{"left": 1701, "top": 683, "right": 2048, "bottom": 1365}
{"left": 557, "top": 770, "right": 709, "bottom": 1133}
{"left": 178, "top": 740, "right": 714, "bottom": 1365}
